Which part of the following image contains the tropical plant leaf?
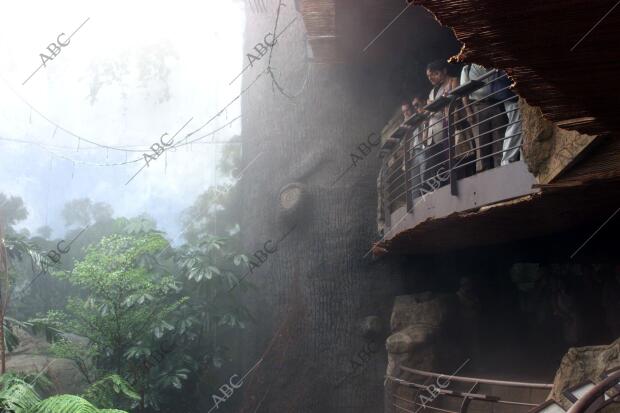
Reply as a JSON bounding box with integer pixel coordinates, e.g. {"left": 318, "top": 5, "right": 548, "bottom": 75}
{"left": 81, "top": 374, "right": 139, "bottom": 409}
{"left": 27, "top": 394, "right": 100, "bottom": 413}
{"left": 0, "top": 376, "right": 41, "bottom": 413}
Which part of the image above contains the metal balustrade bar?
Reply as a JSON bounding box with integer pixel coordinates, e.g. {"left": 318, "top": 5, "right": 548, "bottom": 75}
{"left": 403, "top": 72, "right": 508, "bottom": 131}
{"left": 401, "top": 141, "right": 525, "bottom": 202}
{"left": 387, "top": 375, "right": 538, "bottom": 407}
{"left": 453, "top": 80, "right": 511, "bottom": 115}
{"left": 399, "top": 366, "right": 553, "bottom": 389}
{"left": 455, "top": 104, "right": 518, "bottom": 136}
{"left": 387, "top": 376, "right": 498, "bottom": 401}
{"left": 405, "top": 115, "right": 519, "bottom": 170}
{"left": 384, "top": 131, "right": 521, "bottom": 205}
{"left": 385, "top": 141, "right": 522, "bottom": 208}
{"left": 396, "top": 99, "right": 517, "bottom": 174}
{"left": 385, "top": 140, "right": 450, "bottom": 183}
{"left": 402, "top": 82, "right": 513, "bottom": 156}
{"left": 408, "top": 101, "right": 518, "bottom": 161}
{"left": 566, "top": 370, "right": 620, "bottom": 413}
{"left": 416, "top": 73, "right": 509, "bottom": 125}
{"left": 389, "top": 368, "right": 620, "bottom": 413}
{"left": 443, "top": 119, "right": 521, "bottom": 158}
{"left": 380, "top": 69, "right": 523, "bottom": 220}
{"left": 450, "top": 141, "right": 522, "bottom": 171}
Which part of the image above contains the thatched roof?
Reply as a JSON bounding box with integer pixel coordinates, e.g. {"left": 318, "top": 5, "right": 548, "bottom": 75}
{"left": 298, "top": 0, "right": 620, "bottom": 137}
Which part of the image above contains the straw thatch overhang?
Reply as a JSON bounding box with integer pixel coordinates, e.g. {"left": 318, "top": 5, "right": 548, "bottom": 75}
{"left": 413, "top": 0, "right": 620, "bottom": 138}
{"left": 298, "top": 0, "right": 620, "bottom": 137}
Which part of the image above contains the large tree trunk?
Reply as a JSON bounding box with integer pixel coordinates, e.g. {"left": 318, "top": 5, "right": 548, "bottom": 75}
{"left": 236, "top": 7, "right": 409, "bottom": 412}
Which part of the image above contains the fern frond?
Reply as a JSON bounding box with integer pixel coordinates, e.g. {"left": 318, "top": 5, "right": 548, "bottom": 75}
{"left": 81, "top": 374, "right": 139, "bottom": 408}
{"left": 0, "top": 377, "right": 41, "bottom": 413}
{"left": 27, "top": 394, "right": 99, "bottom": 413}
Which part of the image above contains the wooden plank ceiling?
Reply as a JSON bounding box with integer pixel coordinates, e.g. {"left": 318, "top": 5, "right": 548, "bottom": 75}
{"left": 298, "top": 0, "right": 620, "bottom": 138}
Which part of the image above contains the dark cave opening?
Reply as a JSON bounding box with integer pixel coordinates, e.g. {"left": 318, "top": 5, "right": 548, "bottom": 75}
{"left": 395, "top": 215, "right": 620, "bottom": 382}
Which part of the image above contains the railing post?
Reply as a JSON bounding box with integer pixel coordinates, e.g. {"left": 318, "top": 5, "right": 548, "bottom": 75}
{"left": 447, "top": 97, "right": 458, "bottom": 196}
{"left": 404, "top": 137, "right": 413, "bottom": 213}
{"left": 382, "top": 158, "right": 392, "bottom": 229}
{"left": 460, "top": 382, "right": 479, "bottom": 413}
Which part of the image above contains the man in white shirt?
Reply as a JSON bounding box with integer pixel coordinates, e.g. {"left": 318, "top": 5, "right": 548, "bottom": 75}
{"left": 460, "top": 63, "right": 504, "bottom": 171}
{"left": 501, "top": 89, "right": 522, "bottom": 165}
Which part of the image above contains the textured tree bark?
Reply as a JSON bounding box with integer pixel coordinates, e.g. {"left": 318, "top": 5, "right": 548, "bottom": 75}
{"left": 236, "top": 6, "right": 408, "bottom": 412}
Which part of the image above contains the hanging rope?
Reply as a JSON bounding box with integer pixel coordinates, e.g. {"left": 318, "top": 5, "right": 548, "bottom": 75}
{"left": 265, "top": 2, "right": 311, "bottom": 100}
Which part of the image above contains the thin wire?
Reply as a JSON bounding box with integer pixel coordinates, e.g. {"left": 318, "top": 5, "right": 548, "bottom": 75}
{"left": 1, "top": 71, "right": 244, "bottom": 155}
{"left": 265, "top": 3, "right": 311, "bottom": 100}
{"left": 0, "top": 6, "right": 280, "bottom": 171}
{"left": 0, "top": 73, "right": 146, "bottom": 153}
{"left": 0, "top": 134, "right": 142, "bottom": 166}
{"left": 174, "top": 70, "right": 265, "bottom": 148}
{"left": 0, "top": 115, "right": 242, "bottom": 167}
{"left": 0, "top": 0, "right": 295, "bottom": 162}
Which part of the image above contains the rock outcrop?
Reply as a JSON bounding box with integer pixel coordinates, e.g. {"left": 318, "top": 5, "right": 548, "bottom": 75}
{"left": 6, "top": 329, "right": 86, "bottom": 395}
{"left": 548, "top": 337, "right": 620, "bottom": 409}
{"left": 384, "top": 290, "right": 475, "bottom": 413}
{"left": 520, "top": 99, "right": 597, "bottom": 184}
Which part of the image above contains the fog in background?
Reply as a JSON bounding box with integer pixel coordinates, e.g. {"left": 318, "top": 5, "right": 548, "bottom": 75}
{"left": 0, "top": 0, "right": 245, "bottom": 238}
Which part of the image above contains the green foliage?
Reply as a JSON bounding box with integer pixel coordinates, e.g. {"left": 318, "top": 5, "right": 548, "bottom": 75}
{"left": 81, "top": 375, "right": 139, "bottom": 409}
{"left": 123, "top": 217, "right": 160, "bottom": 237}
{"left": 0, "top": 194, "right": 28, "bottom": 231}
{"left": 217, "top": 139, "right": 241, "bottom": 177}
{"left": 3, "top": 237, "right": 46, "bottom": 273}
{"left": 34, "top": 227, "right": 52, "bottom": 240}
{"left": 0, "top": 376, "right": 40, "bottom": 413}
{"left": 61, "top": 199, "right": 113, "bottom": 229}
{"left": 28, "top": 395, "right": 102, "bottom": 413}
{"left": 0, "top": 373, "right": 130, "bottom": 413}
{"left": 0, "top": 316, "right": 62, "bottom": 355}
{"left": 87, "top": 43, "right": 177, "bottom": 106}
{"left": 44, "top": 233, "right": 182, "bottom": 359}
{"left": 175, "top": 236, "right": 252, "bottom": 329}
{"left": 49, "top": 338, "right": 99, "bottom": 384}
{"left": 21, "top": 318, "right": 64, "bottom": 344}
{"left": 180, "top": 140, "right": 243, "bottom": 241}
{"left": 3, "top": 320, "right": 20, "bottom": 353}
{"left": 4, "top": 187, "right": 251, "bottom": 411}
{"left": 38, "top": 232, "right": 196, "bottom": 410}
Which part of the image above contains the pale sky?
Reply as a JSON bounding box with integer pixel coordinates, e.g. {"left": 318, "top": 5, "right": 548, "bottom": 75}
{"left": 0, "top": 0, "right": 245, "bottom": 238}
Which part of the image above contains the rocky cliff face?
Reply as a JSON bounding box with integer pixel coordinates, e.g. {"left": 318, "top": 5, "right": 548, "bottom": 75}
{"left": 548, "top": 337, "right": 620, "bottom": 409}
{"left": 6, "top": 329, "right": 85, "bottom": 395}
{"left": 384, "top": 290, "right": 479, "bottom": 413}
{"left": 520, "top": 99, "right": 597, "bottom": 184}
